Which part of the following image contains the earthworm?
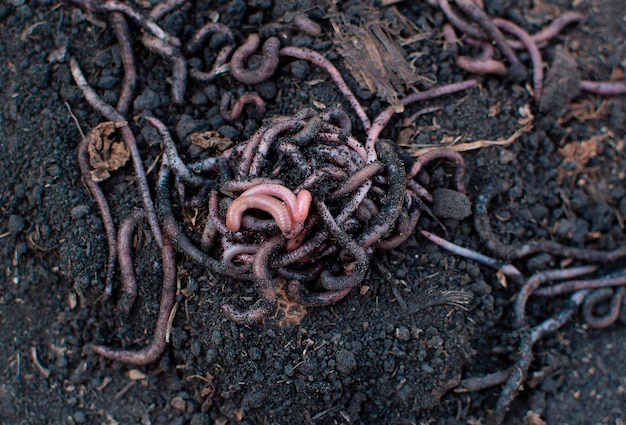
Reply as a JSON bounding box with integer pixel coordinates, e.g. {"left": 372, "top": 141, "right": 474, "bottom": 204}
{"left": 493, "top": 18, "right": 543, "bottom": 99}
{"left": 116, "top": 211, "right": 145, "bottom": 313}
{"left": 534, "top": 273, "right": 626, "bottom": 297}
{"left": 279, "top": 46, "right": 372, "bottom": 131}
{"left": 407, "top": 148, "right": 466, "bottom": 193}
{"left": 77, "top": 134, "right": 117, "bottom": 300}
{"left": 513, "top": 266, "right": 598, "bottom": 327}
{"left": 454, "top": 0, "right": 526, "bottom": 81}
{"left": 582, "top": 287, "right": 625, "bottom": 329}
{"left": 91, "top": 235, "right": 177, "bottom": 365}
{"left": 330, "top": 162, "right": 383, "bottom": 199}
{"left": 146, "top": 116, "right": 206, "bottom": 187}
{"left": 240, "top": 185, "right": 312, "bottom": 223}
{"left": 222, "top": 236, "right": 284, "bottom": 323}
{"left": 109, "top": 12, "right": 136, "bottom": 116}
{"left": 287, "top": 281, "right": 352, "bottom": 307}
{"left": 225, "top": 194, "right": 295, "bottom": 236}
{"left": 474, "top": 182, "right": 626, "bottom": 261}
{"left": 506, "top": 11, "right": 584, "bottom": 50}
{"left": 184, "top": 22, "right": 234, "bottom": 54}
{"left": 230, "top": 34, "right": 280, "bottom": 84}
{"left": 70, "top": 57, "right": 163, "bottom": 248}
{"left": 316, "top": 201, "right": 369, "bottom": 291}
{"left": 579, "top": 80, "right": 626, "bottom": 95}
{"left": 220, "top": 92, "right": 266, "bottom": 121}
{"left": 141, "top": 35, "right": 187, "bottom": 104}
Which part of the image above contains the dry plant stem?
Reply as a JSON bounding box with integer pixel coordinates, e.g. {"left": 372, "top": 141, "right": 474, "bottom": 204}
{"left": 582, "top": 287, "right": 625, "bottom": 328}
{"left": 534, "top": 272, "right": 626, "bottom": 297}
{"left": 420, "top": 230, "right": 522, "bottom": 278}
{"left": 475, "top": 182, "right": 626, "bottom": 262}
{"left": 490, "top": 289, "right": 589, "bottom": 425}
{"left": 279, "top": 46, "right": 372, "bottom": 131}
{"left": 91, "top": 236, "right": 177, "bottom": 365}
{"left": 109, "top": 12, "right": 136, "bottom": 116}
{"left": 230, "top": 34, "right": 280, "bottom": 84}
{"left": 579, "top": 80, "right": 626, "bottom": 95}
{"left": 220, "top": 92, "right": 266, "bottom": 121}
{"left": 70, "top": 57, "right": 163, "bottom": 248}
{"left": 454, "top": 0, "right": 526, "bottom": 81}
{"left": 492, "top": 18, "right": 543, "bottom": 99}
{"left": 77, "top": 136, "right": 116, "bottom": 299}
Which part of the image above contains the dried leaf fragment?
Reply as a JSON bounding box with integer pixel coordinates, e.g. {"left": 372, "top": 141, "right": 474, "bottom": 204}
{"left": 87, "top": 121, "right": 130, "bottom": 182}
{"left": 190, "top": 130, "right": 232, "bottom": 152}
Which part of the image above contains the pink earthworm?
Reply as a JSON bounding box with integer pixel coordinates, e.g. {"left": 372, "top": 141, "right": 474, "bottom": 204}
{"left": 69, "top": 57, "right": 163, "bottom": 248}
{"left": 91, "top": 235, "right": 176, "bottom": 365}
{"left": 248, "top": 119, "right": 298, "bottom": 176}
{"left": 148, "top": 0, "right": 186, "bottom": 21}
{"left": 109, "top": 12, "right": 136, "bottom": 116}
{"left": 184, "top": 22, "right": 234, "bottom": 55}
{"left": 222, "top": 237, "right": 284, "bottom": 323}
{"left": 506, "top": 12, "right": 585, "bottom": 50}
{"left": 222, "top": 243, "right": 261, "bottom": 267}
{"left": 366, "top": 80, "right": 478, "bottom": 161}
{"left": 240, "top": 184, "right": 312, "bottom": 223}
{"left": 230, "top": 34, "right": 280, "bottom": 85}
{"left": 220, "top": 177, "right": 284, "bottom": 195}
{"left": 77, "top": 134, "right": 116, "bottom": 299}
{"left": 220, "top": 92, "right": 266, "bottom": 121}
{"left": 279, "top": 46, "right": 372, "bottom": 131}
{"left": 493, "top": 18, "right": 543, "bottom": 99}
{"left": 293, "top": 14, "right": 322, "bottom": 37}
{"left": 318, "top": 130, "right": 368, "bottom": 161}
{"left": 534, "top": 273, "right": 626, "bottom": 297}
{"left": 406, "top": 148, "right": 467, "bottom": 193}
{"left": 225, "top": 194, "right": 294, "bottom": 236}
{"left": 329, "top": 162, "right": 383, "bottom": 199}
{"left": 579, "top": 80, "right": 626, "bottom": 95}
{"left": 454, "top": 0, "right": 526, "bottom": 81}
{"left": 443, "top": 23, "right": 507, "bottom": 75}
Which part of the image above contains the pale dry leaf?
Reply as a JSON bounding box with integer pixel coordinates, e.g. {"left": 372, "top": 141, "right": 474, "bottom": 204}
{"left": 557, "top": 133, "right": 608, "bottom": 183}
{"left": 190, "top": 130, "right": 232, "bottom": 151}
{"left": 87, "top": 121, "right": 130, "bottom": 182}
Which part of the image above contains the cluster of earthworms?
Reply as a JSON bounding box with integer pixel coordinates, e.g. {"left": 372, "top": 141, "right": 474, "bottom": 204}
{"left": 69, "top": 0, "right": 477, "bottom": 364}
{"left": 430, "top": 0, "right": 626, "bottom": 98}
{"left": 67, "top": 1, "right": 625, "bottom": 424}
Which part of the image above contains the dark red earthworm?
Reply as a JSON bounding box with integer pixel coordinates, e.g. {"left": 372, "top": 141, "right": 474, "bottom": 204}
{"left": 220, "top": 92, "right": 266, "bottom": 121}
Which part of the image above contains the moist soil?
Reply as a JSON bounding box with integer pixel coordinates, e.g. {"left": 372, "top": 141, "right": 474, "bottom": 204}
{"left": 1, "top": 1, "right": 625, "bottom": 424}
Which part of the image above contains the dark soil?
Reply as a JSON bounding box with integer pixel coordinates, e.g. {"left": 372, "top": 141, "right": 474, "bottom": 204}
{"left": 1, "top": 1, "right": 625, "bottom": 424}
